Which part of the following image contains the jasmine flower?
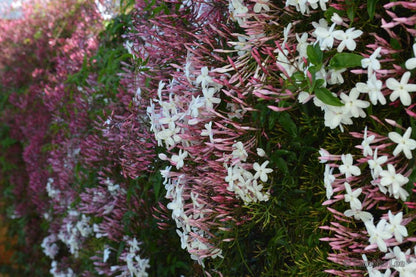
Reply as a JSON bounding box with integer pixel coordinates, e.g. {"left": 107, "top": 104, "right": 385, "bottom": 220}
{"left": 386, "top": 71, "right": 416, "bottom": 106}
{"left": 388, "top": 127, "right": 416, "bottom": 159}
{"left": 339, "top": 153, "right": 361, "bottom": 178}
{"left": 405, "top": 43, "right": 416, "bottom": 70}
{"left": 387, "top": 211, "right": 408, "bottom": 243}
{"left": 253, "top": 161, "right": 273, "bottom": 182}
{"left": 333, "top": 28, "right": 363, "bottom": 52}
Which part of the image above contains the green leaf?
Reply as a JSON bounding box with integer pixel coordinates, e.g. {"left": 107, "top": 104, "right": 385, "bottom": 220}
{"left": 307, "top": 44, "right": 323, "bottom": 66}
{"left": 275, "top": 157, "right": 289, "bottom": 174}
{"left": 329, "top": 53, "right": 363, "bottom": 69}
{"left": 367, "top": 0, "right": 378, "bottom": 20}
{"left": 390, "top": 38, "right": 401, "bottom": 50}
{"left": 315, "top": 87, "right": 344, "bottom": 106}
{"left": 278, "top": 113, "right": 297, "bottom": 137}
{"left": 292, "top": 71, "right": 305, "bottom": 82}
{"left": 313, "top": 79, "right": 325, "bottom": 90}
{"left": 346, "top": 1, "right": 355, "bottom": 22}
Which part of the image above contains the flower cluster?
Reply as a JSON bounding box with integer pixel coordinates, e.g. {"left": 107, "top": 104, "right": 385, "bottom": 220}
{"left": 2, "top": 0, "right": 416, "bottom": 276}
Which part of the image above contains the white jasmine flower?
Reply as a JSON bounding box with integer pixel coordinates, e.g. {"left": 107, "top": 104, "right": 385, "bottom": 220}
{"left": 256, "top": 148, "right": 266, "bottom": 157}
{"left": 387, "top": 210, "right": 408, "bottom": 243}
{"left": 230, "top": 0, "right": 248, "bottom": 25}
{"left": 386, "top": 71, "right": 416, "bottom": 106}
{"left": 286, "top": 0, "right": 309, "bottom": 15}
{"left": 394, "top": 262, "right": 416, "bottom": 276}
{"left": 379, "top": 164, "right": 409, "bottom": 201}
{"left": 365, "top": 219, "right": 393, "bottom": 252}
{"left": 405, "top": 43, "right": 416, "bottom": 70}
{"left": 312, "top": 18, "right": 328, "bottom": 29}
{"left": 328, "top": 68, "right": 346, "bottom": 85}
{"left": 103, "top": 248, "right": 111, "bottom": 263}
{"left": 201, "top": 121, "right": 214, "bottom": 143}
{"left": 171, "top": 150, "right": 188, "bottom": 169}
{"left": 356, "top": 73, "right": 386, "bottom": 105}
{"left": 196, "top": 67, "right": 213, "bottom": 88}
{"left": 158, "top": 153, "right": 168, "bottom": 160}
{"left": 323, "top": 105, "right": 352, "bottom": 131}
{"left": 330, "top": 12, "right": 343, "bottom": 25}
{"left": 253, "top": 0, "right": 270, "bottom": 13}
{"left": 361, "top": 126, "right": 375, "bottom": 156}
{"left": 324, "top": 164, "right": 335, "bottom": 199}
{"left": 333, "top": 28, "right": 363, "bottom": 52}
{"left": 232, "top": 141, "right": 248, "bottom": 161}
{"left": 318, "top": 148, "right": 330, "bottom": 163}
{"left": 296, "top": 32, "right": 309, "bottom": 58}
{"left": 368, "top": 148, "right": 388, "bottom": 179}
{"left": 344, "top": 209, "right": 373, "bottom": 222}
{"left": 340, "top": 88, "right": 370, "bottom": 118}
{"left": 388, "top": 127, "right": 416, "bottom": 159}
{"left": 308, "top": 0, "right": 329, "bottom": 11}
{"left": 343, "top": 182, "right": 362, "bottom": 210}
{"left": 297, "top": 91, "right": 311, "bottom": 103}
{"left": 313, "top": 22, "right": 336, "bottom": 50}
{"left": 202, "top": 87, "right": 221, "bottom": 109}
{"left": 253, "top": 161, "right": 273, "bottom": 182}
{"left": 361, "top": 47, "right": 382, "bottom": 74}
{"left": 339, "top": 154, "right": 361, "bottom": 178}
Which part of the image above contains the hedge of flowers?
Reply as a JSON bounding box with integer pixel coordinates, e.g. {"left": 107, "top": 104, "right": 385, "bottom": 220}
{"left": 1, "top": 0, "right": 416, "bottom": 276}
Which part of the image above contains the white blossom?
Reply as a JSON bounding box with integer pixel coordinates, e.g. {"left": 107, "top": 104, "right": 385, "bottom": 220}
{"left": 343, "top": 182, "right": 362, "bottom": 210}
{"left": 339, "top": 154, "right": 361, "bottom": 178}
{"left": 405, "top": 43, "right": 416, "bottom": 70}
{"left": 361, "top": 126, "right": 375, "bottom": 156}
{"left": 253, "top": 161, "right": 273, "bottom": 182}
{"left": 333, "top": 28, "right": 363, "bottom": 52}
{"left": 368, "top": 148, "right": 388, "bottom": 179}
{"left": 387, "top": 211, "right": 408, "bottom": 243}
{"left": 365, "top": 219, "right": 393, "bottom": 252}
{"left": 386, "top": 71, "right": 416, "bottom": 106}
{"left": 361, "top": 47, "right": 382, "bottom": 74}
{"left": 388, "top": 127, "right": 416, "bottom": 159}
{"left": 356, "top": 73, "right": 386, "bottom": 105}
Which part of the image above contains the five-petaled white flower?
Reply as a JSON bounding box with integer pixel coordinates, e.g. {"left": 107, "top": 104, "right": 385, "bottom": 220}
{"left": 171, "top": 149, "right": 188, "bottom": 169}
{"left": 343, "top": 182, "right": 362, "bottom": 210}
{"left": 296, "top": 32, "right": 309, "bottom": 58}
{"left": 232, "top": 141, "right": 248, "bottom": 161}
{"left": 361, "top": 47, "right": 382, "bottom": 74}
{"left": 340, "top": 88, "right": 370, "bottom": 118}
{"left": 253, "top": 0, "right": 270, "bottom": 13}
{"left": 365, "top": 219, "right": 393, "bottom": 252}
{"left": 386, "top": 71, "right": 416, "bottom": 106}
{"left": 379, "top": 164, "right": 409, "bottom": 201}
{"left": 196, "top": 67, "right": 213, "bottom": 88}
{"left": 253, "top": 161, "right": 273, "bottom": 182}
{"left": 405, "top": 43, "right": 416, "bottom": 70}
{"left": 344, "top": 209, "right": 373, "bottom": 222}
{"left": 286, "top": 0, "right": 309, "bottom": 15}
{"left": 313, "top": 22, "right": 336, "bottom": 50}
{"left": 333, "top": 28, "right": 363, "bottom": 52}
{"left": 387, "top": 210, "right": 408, "bottom": 243}
{"left": 201, "top": 121, "right": 214, "bottom": 143}
{"left": 308, "top": 0, "right": 329, "bottom": 11}
{"left": 202, "top": 87, "right": 221, "bottom": 109}
{"left": 356, "top": 73, "right": 386, "bottom": 105}
{"left": 324, "top": 164, "right": 335, "bottom": 199}
{"left": 328, "top": 68, "right": 346, "bottom": 85}
{"left": 368, "top": 148, "right": 388, "bottom": 179}
{"left": 388, "top": 127, "right": 416, "bottom": 159}
{"left": 339, "top": 154, "right": 361, "bottom": 178}
{"left": 361, "top": 126, "right": 375, "bottom": 156}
